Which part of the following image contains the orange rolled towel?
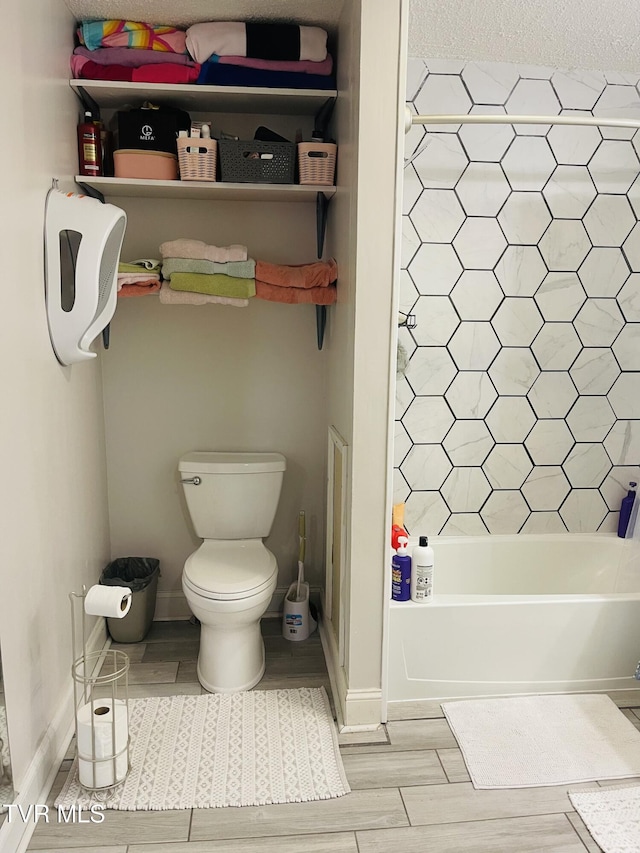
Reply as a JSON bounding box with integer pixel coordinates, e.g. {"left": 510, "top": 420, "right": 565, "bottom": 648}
{"left": 255, "top": 281, "right": 337, "bottom": 305}
{"left": 255, "top": 258, "right": 337, "bottom": 289}
{"left": 118, "top": 279, "right": 161, "bottom": 297}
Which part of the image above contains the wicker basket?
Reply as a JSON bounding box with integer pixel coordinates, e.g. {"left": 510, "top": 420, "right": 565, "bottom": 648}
{"left": 298, "top": 142, "right": 337, "bottom": 186}
{"left": 177, "top": 136, "right": 217, "bottom": 182}
{"left": 219, "top": 139, "right": 295, "bottom": 184}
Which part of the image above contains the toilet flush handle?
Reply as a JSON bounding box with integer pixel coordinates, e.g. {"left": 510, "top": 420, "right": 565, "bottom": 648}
{"left": 180, "top": 476, "right": 201, "bottom": 485}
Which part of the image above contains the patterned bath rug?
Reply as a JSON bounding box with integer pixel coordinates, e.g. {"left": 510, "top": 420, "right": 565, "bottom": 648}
{"left": 442, "top": 694, "right": 640, "bottom": 789}
{"left": 56, "top": 687, "right": 350, "bottom": 810}
{"left": 569, "top": 785, "right": 640, "bottom": 853}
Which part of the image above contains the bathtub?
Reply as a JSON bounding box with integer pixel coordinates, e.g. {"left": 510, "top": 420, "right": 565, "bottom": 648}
{"left": 386, "top": 534, "right": 640, "bottom": 708}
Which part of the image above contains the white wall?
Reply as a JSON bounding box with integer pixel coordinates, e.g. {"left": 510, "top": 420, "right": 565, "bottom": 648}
{"left": 0, "top": 0, "right": 110, "bottom": 797}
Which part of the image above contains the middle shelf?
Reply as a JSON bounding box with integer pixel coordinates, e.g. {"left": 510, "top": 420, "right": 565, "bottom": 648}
{"left": 76, "top": 176, "right": 337, "bottom": 202}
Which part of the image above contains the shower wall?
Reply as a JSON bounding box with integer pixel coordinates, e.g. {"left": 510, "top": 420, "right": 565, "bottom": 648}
{"left": 397, "top": 58, "right": 640, "bottom": 535}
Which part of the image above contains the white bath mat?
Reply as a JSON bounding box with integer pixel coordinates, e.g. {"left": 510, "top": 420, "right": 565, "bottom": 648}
{"left": 442, "top": 694, "right": 640, "bottom": 788}
{"left": 569, "top": 785, "right": 640, "bottom": 853}
{"left": 56, "top": 687, "right": 350, "bottom": 810}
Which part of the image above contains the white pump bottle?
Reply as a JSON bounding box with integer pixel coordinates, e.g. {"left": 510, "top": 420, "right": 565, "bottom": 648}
{"left": 411, "top": 536, "right": 434, "bottom": 602}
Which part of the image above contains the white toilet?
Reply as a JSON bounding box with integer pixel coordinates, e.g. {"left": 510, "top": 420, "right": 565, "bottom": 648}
{"left": 178, "top": 451, "right": 286, "bottom": 693}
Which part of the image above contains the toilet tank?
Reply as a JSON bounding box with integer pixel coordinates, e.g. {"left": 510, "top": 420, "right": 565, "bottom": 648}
{"left": 178, "top": 451, "right": 286, "bottom": 540}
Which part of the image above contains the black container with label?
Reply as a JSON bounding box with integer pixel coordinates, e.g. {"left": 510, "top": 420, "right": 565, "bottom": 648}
{"left": 116, "top": 107, "right": 190, "bottom": 155}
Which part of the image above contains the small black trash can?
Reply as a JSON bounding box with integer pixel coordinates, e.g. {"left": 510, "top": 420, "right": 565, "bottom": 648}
{"left": 100, "top": 557, "right": 160, "bottom": 643}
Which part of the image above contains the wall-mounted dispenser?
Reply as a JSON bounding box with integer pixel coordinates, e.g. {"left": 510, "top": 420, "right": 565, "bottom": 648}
{"left": 44, "top": 189, "right": 126, "bottom": 365}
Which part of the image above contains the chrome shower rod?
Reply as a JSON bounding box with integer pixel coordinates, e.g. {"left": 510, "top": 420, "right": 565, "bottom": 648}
{"left": 404, "top": 107, "right": 640, "bottom": 132}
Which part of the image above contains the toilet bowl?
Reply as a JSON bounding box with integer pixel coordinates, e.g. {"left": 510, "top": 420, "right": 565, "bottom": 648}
{"left": 178, "top": 451, "right": 286, "bottom": 693}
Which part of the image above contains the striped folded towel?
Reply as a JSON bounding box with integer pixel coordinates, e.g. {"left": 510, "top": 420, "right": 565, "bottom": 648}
{"left": 78, "top": 20, "right": 187, "bottom": 53}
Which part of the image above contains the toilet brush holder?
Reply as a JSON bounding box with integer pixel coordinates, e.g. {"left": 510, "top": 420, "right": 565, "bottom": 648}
{"left": 282, "top": 581, "right": 317, "bottom": 642}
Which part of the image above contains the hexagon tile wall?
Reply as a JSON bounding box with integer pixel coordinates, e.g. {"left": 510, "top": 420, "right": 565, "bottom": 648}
{"left": 397, "top": 58, "right": 640, "bottom": 536}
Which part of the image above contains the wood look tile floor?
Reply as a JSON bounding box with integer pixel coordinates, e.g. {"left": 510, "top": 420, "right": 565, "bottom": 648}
{"left": 28, "top": 619, "right": 640, "bottom": 852}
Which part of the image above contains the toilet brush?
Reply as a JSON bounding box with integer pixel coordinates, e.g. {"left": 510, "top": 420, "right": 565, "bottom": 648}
{"left": 296, "top": 510, "right": 305, "bottom": 602}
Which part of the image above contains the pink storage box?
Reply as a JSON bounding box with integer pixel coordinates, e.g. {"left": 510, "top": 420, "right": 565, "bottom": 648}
{"left": 114, "top": 149, "right": 178, "bottom": 180}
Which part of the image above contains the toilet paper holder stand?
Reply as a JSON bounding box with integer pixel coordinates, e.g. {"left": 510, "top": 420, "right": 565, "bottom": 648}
{"left": 69, "top": 586, "right": 131, "bottom": 791}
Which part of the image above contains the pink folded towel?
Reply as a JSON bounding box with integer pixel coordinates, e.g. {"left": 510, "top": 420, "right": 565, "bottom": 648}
{"left": 255, "top": 281, "right": 337, "bottom": 305}
{"left": 216, "top": 54, "right": 333, "bottom": 75}
{"left": 158, "top": 281, "right": 248, "bottom": 307}
{"left": 118, "top": 280, "right": 161, "bottom": 298}
{"left": 256, "top": 258, "right": 337, "bottom": 289}
{"left": 117, "top": 272, "right": 161, "bottom": 291}
{"left": 160, "top": 239, "right": 248, "bottom": 263}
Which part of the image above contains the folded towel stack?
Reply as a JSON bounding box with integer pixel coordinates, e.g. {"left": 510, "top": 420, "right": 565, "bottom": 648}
{"left": 117, "top": 259, "right": 161, "bottom": 297}
{"left": 72, "top": 20, "right": 200, "bottom": 83}
{"left": 159, "top": 240, "right": 254, "bottom": 306}
{"left": 187, "top": 22, "right": 335, "bottom": 90}
{"left": 254, "top": 258, "right": 338, "bottom": 305}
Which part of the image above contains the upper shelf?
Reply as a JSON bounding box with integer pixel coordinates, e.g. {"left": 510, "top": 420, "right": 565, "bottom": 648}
{"left": 70, "top": 79, "right": 337, "bottom": 115}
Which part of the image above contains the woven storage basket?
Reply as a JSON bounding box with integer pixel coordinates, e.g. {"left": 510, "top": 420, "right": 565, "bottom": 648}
{"left": 177, "top": 136, "right": 217, "bottom": 182}
{"left": 219, "top": 139, "right": 295, "bottom": 184}
{"left": 298, "top": 143, "right": 337, "bottom": 186}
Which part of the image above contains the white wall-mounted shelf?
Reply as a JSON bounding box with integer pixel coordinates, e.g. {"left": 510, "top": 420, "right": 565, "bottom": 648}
{"left": 70, "top": 79, "right": 337, "bottom": 115}
{"left": 76, "top": 176, "right": 336, "bottom": 202}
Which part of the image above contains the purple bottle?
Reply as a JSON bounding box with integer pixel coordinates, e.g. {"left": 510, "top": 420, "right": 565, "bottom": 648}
{"left": 391, "top": 536, "right": 411, "bottom": 601}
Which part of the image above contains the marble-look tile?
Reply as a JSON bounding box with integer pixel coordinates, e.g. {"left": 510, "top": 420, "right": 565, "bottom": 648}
{"left": 566, "top": 396, "right": 616, "bottom": 441}
{"left": 502, "top": 138, "right": 555, "bottom": 191}
{"left": 406, "top": 347, "right": 456, "bottom": 395}
{"left": 531, "top": 323, "right": 582, "bottom": 370}
{"left": 521, "top": 467, "right": 571, "bottom": 511}
{"left": 458, "top": 105, "right": 514, "bottom": 162}
{"left": 628, "top": 173, "right": 640, "bottom": 218}
{"left": 394, "top": 422, "right": 412, "bottom": 468}
{"left": 395, "top": 377, "right": 415, "bottom": 419}
{"left": 424, "top": 59, "right": 466, "bottom": 74}
{"left": 494, "top": 245, "right": 547, "bottom": 296}
{"left": 485, "top": 397, "right": 536, "bottom": 443}
{"left": 589, "top": 140, "right": 640, "bottom": 193}
{"left": 447, "top": 322, "right": 501, "bottom": 370}
{"left": 608, "top": 373, "right": 640, "bottom": 418}
{"left": 570, "top": 348, "right": 620, "bottom": 394}
{"left": 402, "top": 164, "right": 422, "bottom": 216}
{"left": 387, "top": 719, "right": 457, "bottom": 750}
{"left": 601, "top": 510, "right": 621, "bottom": 532}
{"left": 563, "top": 443, "right": 612, "bottom": 488}
{"left": 436, "top": 748, "right": 471, "bottom": 783}
{"left": 488, "top": 348, "right": 540, "bottom": 395}
{"left": 482, "top": 444, "right": 532, "bottom": 489}
{"left": 560, "top": 489, "right": 609, "bottom": 532}
{"left": 408, "top": 243, "right": 462, "bottom": 294}
{"left": 455, "top": 162, "right": 510, "bottom": 216}
{"left": 357, "top": 813, "right": 587, "bottom": 853}
{"left": 404, "top": 491, "right": 451, "bottom": 535}
{"left": 552, "top": 69, "right": 607, "bottom": 109}
{"left": 593, "top": 84, "right": 640, "bottom": 140}
{"left": 441, "top": 468, "right": 491, "bottom": 512}
{"left": 574, "top": 299, "right": 625, "bottom": 346}
{"left": 578, "top": 247, "right": 630, "bottom": 297}
{"left": 450, "top": 271, "right": 503, "bottom": 320}
{"left": 480, "top": 490, "right": 530, "bottom": 533}
{"left": 623, "top": 222, "right": 640, "bottom": 270}
{"left": 403, "top": 396, "right": 455, "bottom": 443}
{"left": 548, "top": 120, "right": 602, "bottom": 166}
{"left": 401, "top": 445, "right": 452, "bottom": 490}
{"left": 393, "top": 468, "right": 410, "bottom": 507}
{"left": 440, "top": 513, "right": 489, "bottom": 535}
{"left": 528, "top": 372, "right": 578, "bottom": 418}
{"left": 444, "top": 372, "right": 497, "bottom": 419}
{"left": 399, "top": 269, "right": 419, "bottom": 314}
{"left": 534, "top": 272, "right": 586, "bottom": 321}
{"left": 604, "top": 70, "right": 640, "bottom": 84}
{"left": 412, "top": 296, "right": 459, "bottom": 346}
{"left": 413, "top": 133, "right": 469, "bottom": 189}
{"left": 492, "top": 298, "right": 543, "bottom": 347}
{"left": 401, "top": 216, "right": 420, "bottom": 268}
{"left": 521, "top": 511, "right": 568, "bottom": 533}
{"left": 130, "top": 834, "right": 358, "bottom": 853}
{"left": 612, "top": 324, "right": 640, "bottom": 370}
{"left": 525, "top": 420, "right": 575, "bottom": 465}
{"left": 406, "top": 57, "right": 428, "bottom": 100}
{"left": 538, "top": 220, "right": 591, "bottom": 271}
{"left": 584, "top": 195, "right": 635, "bottom": 246}
{"left": 443, "top": 420, "right": 494, "bottom": 466}
{"left": 604, "top": 420, "right": 640, "bottom": 466}
{"left": 461, "top": 61, "right": 519, "bottom": 105}
{"left": 497, "top": 192, "right": 551, "bottom": 244}
{"left": 410, "top": 189, "right": 465, "bottom": 242}
{"left": 618, "top": 274, "right": 640, "bottom": 320}
{"left": 506, "top": 79, "right": 560, "bottom": 135}
{"left": 543, "top": 165, "right": 596, "bottom": 218}
{"left": 414, "top": 74, "right": 471, "bottom": 132}
{"left": 452, "top": 218, "right": 506, "bottom": 270}
{"left": 342, "top": 749, "right": 446, "bottom": 789}
{"left": 600, "top": 465, "right": 640, "bottom": 509}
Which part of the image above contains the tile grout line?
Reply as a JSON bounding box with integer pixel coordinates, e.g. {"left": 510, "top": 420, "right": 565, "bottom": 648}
{"left": 187, "top": 806, "right": 194, "bottom": 841}
{"left": 397, "top": 785, "right": 412, "bottom": 826}
{"left": 433, "top": 748, "right": 450, "bottom": 782}
{"left": 563, "top": 810, "right": 594, "bottom": 853}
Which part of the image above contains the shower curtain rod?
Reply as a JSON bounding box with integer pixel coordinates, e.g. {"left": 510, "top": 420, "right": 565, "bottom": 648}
{"left": 404, "top": 106, "right": 640, "bottom": 132}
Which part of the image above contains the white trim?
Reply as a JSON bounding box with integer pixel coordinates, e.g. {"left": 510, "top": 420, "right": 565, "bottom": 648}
{"left": 1, "top": 618, "right": 107, "bottom": 853}
{"left": 342, "top": 688, "right": 384, "bottom": 730}
{"left": 325, "top": 426, "right": 349, "bottom": 668}
{"left": 318, "top": 605, "right": 348, "bottom": 729}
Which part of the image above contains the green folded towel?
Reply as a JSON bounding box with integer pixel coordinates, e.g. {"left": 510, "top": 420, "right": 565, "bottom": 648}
{"left": 161, "top": 258, "right": 256, "bottom": 280}
{"left": 169, "top": 271, "right": 256, "bottom": 299}
{"left": 119, "top": 260, "right": 161, "bottom": 274}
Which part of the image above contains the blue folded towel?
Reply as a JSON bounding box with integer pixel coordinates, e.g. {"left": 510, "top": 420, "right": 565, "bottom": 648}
{"left": 197, "top": 62, "right": 336, "bottom": 90}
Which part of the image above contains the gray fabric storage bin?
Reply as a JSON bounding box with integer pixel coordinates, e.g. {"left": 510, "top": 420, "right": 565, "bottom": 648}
{"left": 100, "top": 557, "right": 160, "bottom": 643}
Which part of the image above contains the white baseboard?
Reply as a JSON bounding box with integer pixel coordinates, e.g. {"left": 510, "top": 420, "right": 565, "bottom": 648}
{"left": 318, "top": 614, "right": 348, "bottom": 728}
{"left": 1, "top": 618, "right": 108, "bottom": 853}
{"left": 154, "top": 586, "right": 322, "bottom": 621}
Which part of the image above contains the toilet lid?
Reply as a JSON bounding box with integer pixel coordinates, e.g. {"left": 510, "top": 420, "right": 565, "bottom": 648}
{"left": 183, "top": 540, "right": 277, "bottom": 600}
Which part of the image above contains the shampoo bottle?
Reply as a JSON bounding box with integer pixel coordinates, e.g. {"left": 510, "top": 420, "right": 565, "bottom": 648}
{"left": 77, "top": 110, "right": 103, "bottom": 177}
{"left": 618, "top": 481, "right": 637, "bottom": 538}
{"left": 411, "top": 536, "right": 434, "bottom": 602}
{"left": 391, "top": 536, "right": 411, "bottom": 602}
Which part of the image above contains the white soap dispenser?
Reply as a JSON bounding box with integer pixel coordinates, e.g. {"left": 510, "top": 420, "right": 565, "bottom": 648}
{"left": 411, "top": 536, "right": 434, "bottom": 602}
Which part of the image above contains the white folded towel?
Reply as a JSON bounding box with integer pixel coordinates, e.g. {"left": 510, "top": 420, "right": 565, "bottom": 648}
{"left": 186, "top": 22, "right": 328, "bottom": 64}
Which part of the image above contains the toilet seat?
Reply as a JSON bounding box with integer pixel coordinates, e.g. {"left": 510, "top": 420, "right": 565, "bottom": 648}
{"left": 183, "top": 540, "right": 277, "bottom": 601}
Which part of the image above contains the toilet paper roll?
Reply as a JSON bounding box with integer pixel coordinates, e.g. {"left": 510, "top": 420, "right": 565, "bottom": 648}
{"left": 84, "top": 585, "right": 132, "bottom": 619}
{"left": 77, "top": 698, "right": 128, "bottom": 789}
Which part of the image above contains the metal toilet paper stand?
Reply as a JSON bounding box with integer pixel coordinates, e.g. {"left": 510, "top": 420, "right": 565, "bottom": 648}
{"left": 69, "top": 587, "right": 131, "bottom": 791}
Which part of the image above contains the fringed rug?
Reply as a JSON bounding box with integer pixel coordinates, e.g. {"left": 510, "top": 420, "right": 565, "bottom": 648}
{"left": 442, "top": 694, "right": 640, "bottom": 789}
{"left": 56, "top": 687, "right": 349, "bottom": 810}
{"left": 569, "top": 785, "right": 640, "bottom": 853}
